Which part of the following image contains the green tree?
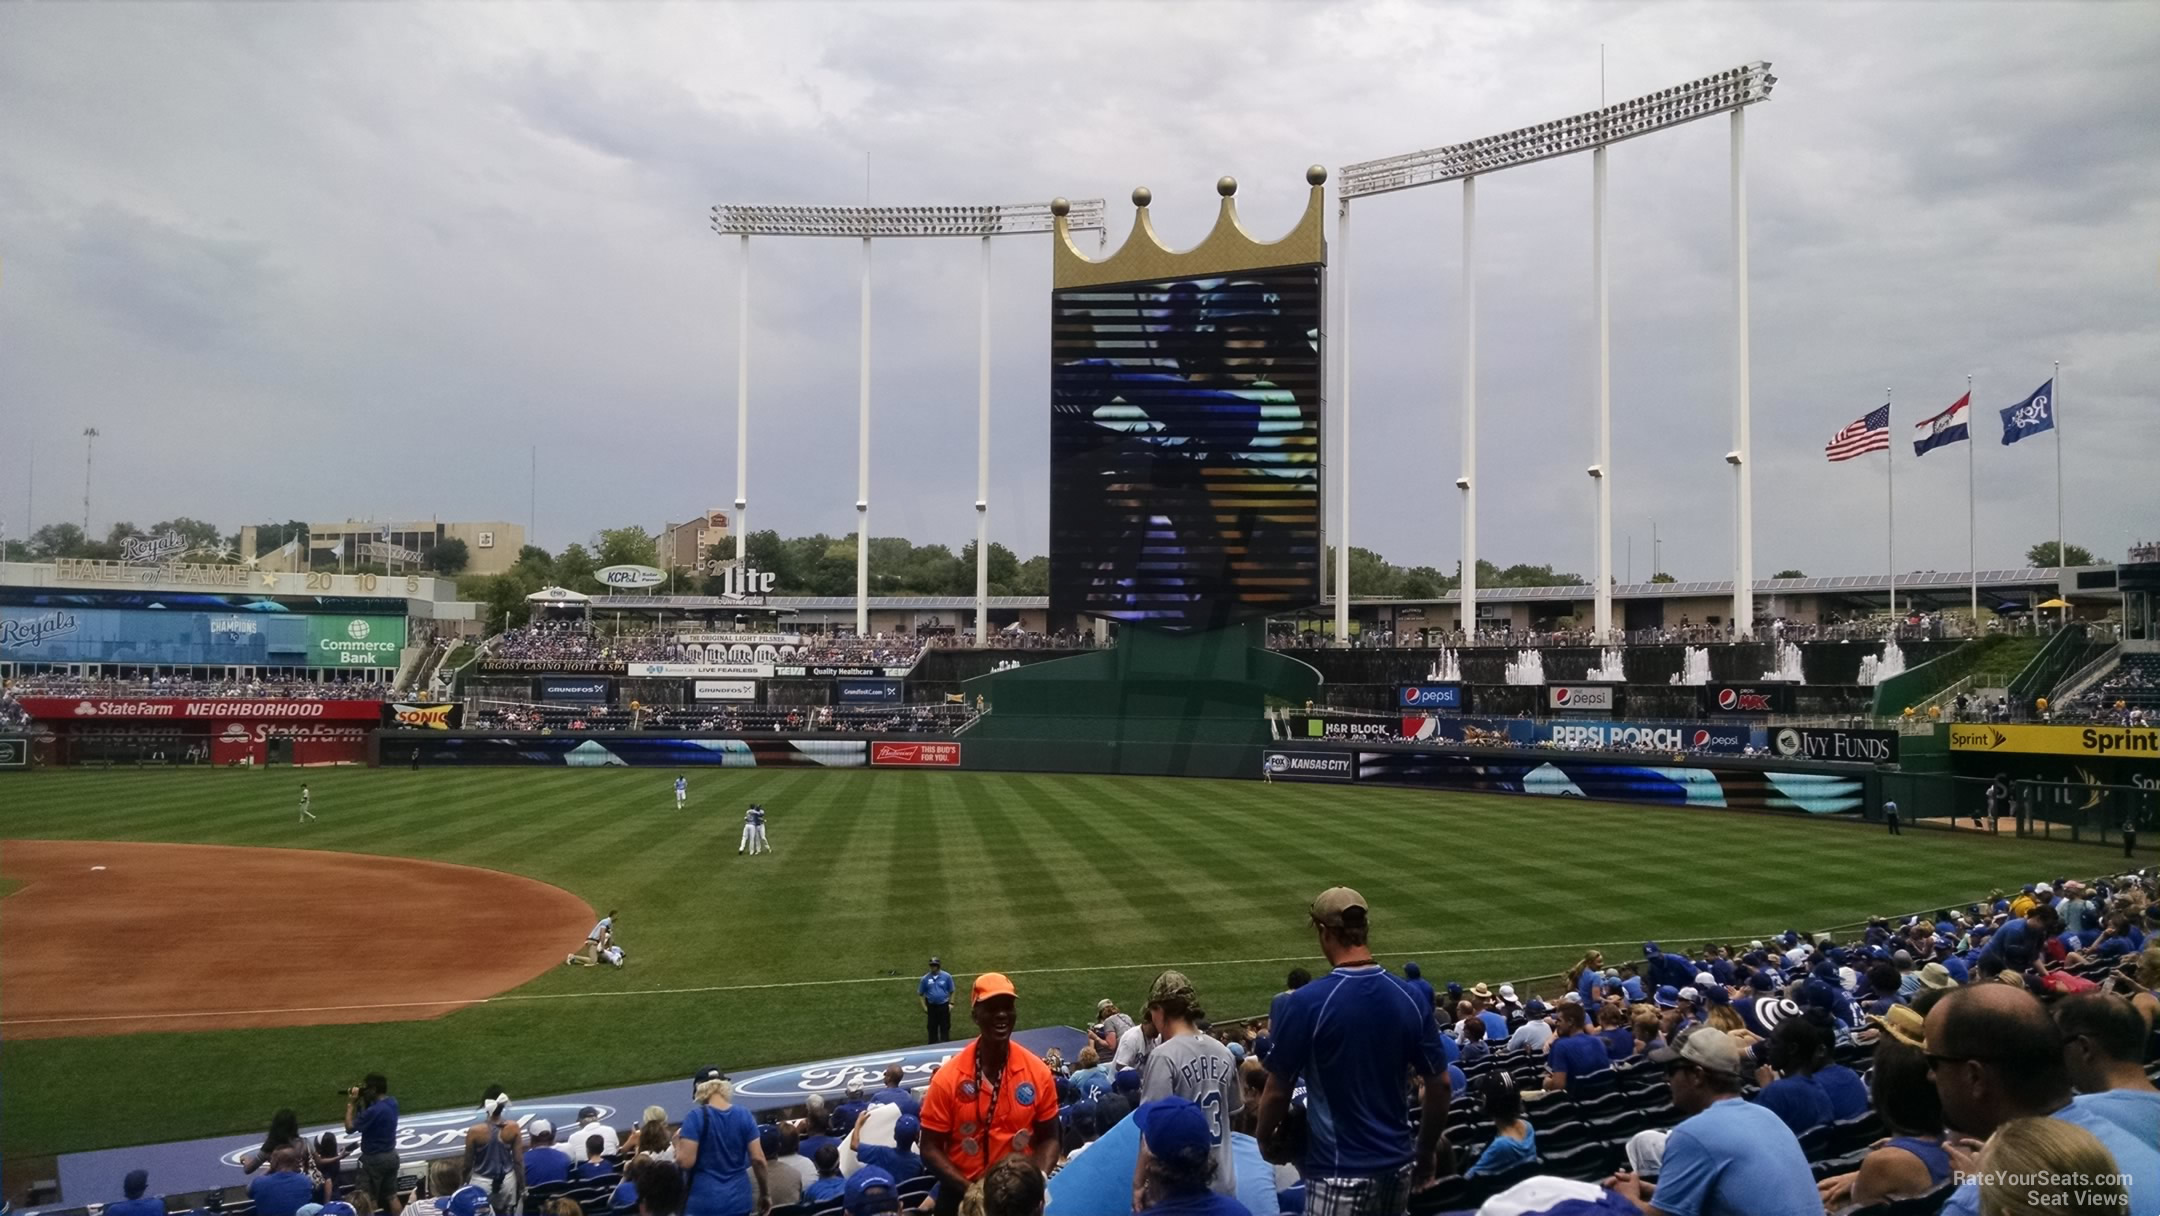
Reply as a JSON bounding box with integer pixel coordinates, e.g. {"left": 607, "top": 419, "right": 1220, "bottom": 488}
{"left": 428, "top": 537, "right": 470, "bottom": 574}
{"left": 2026, "top": 541, "right": 2097, "bottom": 568}
{"left": 29, "top": 523, "right": 89, "bottom": 557}
{"left": 1011, "top": 555, "right": 1049, "bottom": 596}
{"left": 1398, "top": 565, "right": 1452, "bottom": 599}
{"left": 1773, "top": 569, "right": 1806, "bottom": 579}
{"left": 247, "top": 520, "right": 310, "bottom": 557}
{"left": 594, "top": 526, "right": 658, "bottom": 570}
{"left": 1650, "top": 572, "right": 1677, "bottom": 584}
{"left": 151, "top": 517, "right": 224, "bottom": 551}
{"left": 106, "top": 521, "right": 142, "bottom": 546}
{"left": 554, "top": 543, "right": 599, "bottom": 592}
{"left": 960, "top": 541, "right": 1024, "bottom": 594}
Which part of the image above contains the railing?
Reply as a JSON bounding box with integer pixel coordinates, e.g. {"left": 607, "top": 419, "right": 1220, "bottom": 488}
{"left": 2008, "top": 622, "right": 2089, "bottom": 706}
{"left": 2056, "top": 640, "right": 2124, "bottom": 705}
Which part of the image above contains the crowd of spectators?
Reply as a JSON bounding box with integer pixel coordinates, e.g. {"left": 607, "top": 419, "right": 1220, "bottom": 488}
{"left": 486, "top": 625, "right": 677, "bottom": 668}
{"left": 0, "top": 687, "right": 27, "bottom": 730}
{"left": 78, "top": 870, "right": 2160, "bottom": 1216}
{"left": 922, "top": 630, "right": 1096, "bottom": 651}
{"left": 465, "top": 703, "right": 977, "bottom": 736}
{"left": 2, "top": 674, "right": 387, "bottom": 702}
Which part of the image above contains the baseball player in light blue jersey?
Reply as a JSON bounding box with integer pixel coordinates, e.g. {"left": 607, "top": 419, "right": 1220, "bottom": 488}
{"left": 674, "top": 775, "right": 688, "bottom": 809}
{"left": 738, "top": 804, "right": 758, "bottom": 855}
{"left": 751, "top": 804, "right": 769, "bottom": 854}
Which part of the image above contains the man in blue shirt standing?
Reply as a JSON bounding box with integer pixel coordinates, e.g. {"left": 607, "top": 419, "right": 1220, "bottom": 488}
{"left": 1974, "top": 906, "right": 2061, "bottom": 977}
{"left": 919, "top": 957, "right": 954, "bottom": 1044}
{"left": 342, "top": 1074, "right": 400, "bottom": 1212}
{"left": 1601, "top": 1027, "right": 1820, "bottom": 1216}
{"left": 1255, "top": 887, "right": 1448, "bottom": 1216}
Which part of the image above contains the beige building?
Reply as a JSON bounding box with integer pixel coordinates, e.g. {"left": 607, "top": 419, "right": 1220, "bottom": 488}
{"left": 661, "top": 509, "right": 733, "bottom": 573}
{"left": 287, "top": 519, "right": 526, "bottom": 576}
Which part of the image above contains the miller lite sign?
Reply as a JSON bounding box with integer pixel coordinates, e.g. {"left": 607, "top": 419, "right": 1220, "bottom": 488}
{"left": 717, "top": 564, "right": 777, "bottom": 603}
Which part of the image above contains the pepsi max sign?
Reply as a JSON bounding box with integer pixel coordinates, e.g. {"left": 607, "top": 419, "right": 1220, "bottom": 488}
{"left": 1546, "top": 685, "right": 1616, "bottom": 712}
{"left": 1700, "top": 684, "right": 1793, "bottom": 715}
{"left": 1398, "top": 684, "right": 1462, "bottom": 710}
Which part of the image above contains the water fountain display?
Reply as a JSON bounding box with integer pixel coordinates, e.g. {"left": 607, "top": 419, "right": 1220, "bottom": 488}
{"left": 1586, "top": 647, "right": 1627, "bottom": 682}
{"left": 1669, "top": 646, "right": 1712, "bottom": 686}
{"left": 1427, "top": 648, "right": 1462, "bottom": 683}
{"left": 1503, "top": 649, "right": 1547, "bottom": 686}
{"left": 1858, "top": 640, "right": 1907, "bottom": 686}
{"left": 1761, "top": 639, "right": 1805, "bottom": 682}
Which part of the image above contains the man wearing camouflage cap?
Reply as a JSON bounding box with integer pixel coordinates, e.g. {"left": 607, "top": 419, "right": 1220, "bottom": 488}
{"left": 1134, "top": 970, "right": 1243, "bottom": 1204}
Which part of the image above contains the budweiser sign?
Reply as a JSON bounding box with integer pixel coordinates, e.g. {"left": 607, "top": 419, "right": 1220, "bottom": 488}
{"left": 17, "top": 697, "right": 385, "bottom": 721}
{"left": 870, "top": 741, "right": 961, "bottom": 767}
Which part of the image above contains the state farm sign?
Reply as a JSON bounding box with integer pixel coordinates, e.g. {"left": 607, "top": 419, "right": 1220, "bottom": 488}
{"left": 17, "top": 697, "right": 384, "bottom": 722}
{"left": 870, "top": 741, "right": 961, "bottom": 767}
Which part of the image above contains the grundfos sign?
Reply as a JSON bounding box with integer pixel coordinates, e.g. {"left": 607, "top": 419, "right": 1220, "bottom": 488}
{"left": 16, "top": 698, "right": 385, "bottom": 721}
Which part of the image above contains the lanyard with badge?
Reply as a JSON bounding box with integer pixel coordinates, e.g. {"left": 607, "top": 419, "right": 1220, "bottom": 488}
{"left": 960, "top": 1049, "right": 1028, "bottom": 1159}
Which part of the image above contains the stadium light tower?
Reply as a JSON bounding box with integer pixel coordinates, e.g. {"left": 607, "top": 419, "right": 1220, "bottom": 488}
{"left": 710, "top": 200, "right": 1107, "bottom": 641}
{"left": 1338, "top": 62, "right": 1775, "bottom": 643}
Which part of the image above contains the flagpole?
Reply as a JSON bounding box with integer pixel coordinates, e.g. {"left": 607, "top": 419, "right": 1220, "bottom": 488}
{"left": 2054, "top": 360, "right": 2064, "bottom": 587}
{"left": 1967, "top": 373, "right": 1977, "bottom": 630}
{"left": 1887, "top": 387, "right": 1895, "bottom": 618}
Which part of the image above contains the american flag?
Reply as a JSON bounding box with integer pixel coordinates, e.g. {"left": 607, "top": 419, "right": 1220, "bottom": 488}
{"left": 1825, "top": 403, "right": 1891, "bottom": 462}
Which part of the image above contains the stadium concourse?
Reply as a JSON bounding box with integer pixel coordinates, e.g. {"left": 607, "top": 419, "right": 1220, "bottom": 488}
{"left": 31, "top": 862, "right": 2160, "bottom": 1216}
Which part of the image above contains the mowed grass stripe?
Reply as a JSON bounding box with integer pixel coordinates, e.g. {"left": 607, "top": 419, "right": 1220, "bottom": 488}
{"left": 0, "top": 768, "right": 2115, "bottom": 1161}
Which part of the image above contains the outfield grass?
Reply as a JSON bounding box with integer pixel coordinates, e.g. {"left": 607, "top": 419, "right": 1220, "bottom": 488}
{"left": 0, "top": 766, "right": 2113, "bottom": 1160}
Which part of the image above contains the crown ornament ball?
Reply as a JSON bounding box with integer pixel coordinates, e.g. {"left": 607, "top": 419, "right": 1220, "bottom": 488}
{"left": 1054, "top": 168, "right": 1328, "bottom": 288}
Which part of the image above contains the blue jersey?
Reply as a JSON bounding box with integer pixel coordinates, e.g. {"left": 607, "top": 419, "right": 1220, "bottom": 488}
{"left": 678, "top": 1102, "right": 759, "bottom": 1216}
{"left": 1264, "top": 964, "right": 1445, "bottom": 1176}
{"left": 919, "top": 970, "right": 955, "bottom": 1005}
{"left": 676, "top": 778, "right": 687, "bottom": 793}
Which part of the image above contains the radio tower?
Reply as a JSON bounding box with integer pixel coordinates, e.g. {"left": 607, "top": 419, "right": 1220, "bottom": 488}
{"left": 81, "top": 426, "right": 99, "bottom": 534}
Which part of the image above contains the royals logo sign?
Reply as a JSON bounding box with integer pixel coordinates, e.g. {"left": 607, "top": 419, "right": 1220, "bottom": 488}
{"left": 0, "top": 610, "right": 81, "bottom": 651}
{"left": 119, "top": 533, "right": 190, "bottom": 564}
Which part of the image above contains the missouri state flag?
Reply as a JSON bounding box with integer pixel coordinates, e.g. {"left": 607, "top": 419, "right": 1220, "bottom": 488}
{"left": 1913, "top": 393, "right": 1971, "bottom": 456}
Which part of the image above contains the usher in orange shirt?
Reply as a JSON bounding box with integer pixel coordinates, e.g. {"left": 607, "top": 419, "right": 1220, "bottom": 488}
{"left": 918, "top": 1038, "right": 1060, "bottom": 1180}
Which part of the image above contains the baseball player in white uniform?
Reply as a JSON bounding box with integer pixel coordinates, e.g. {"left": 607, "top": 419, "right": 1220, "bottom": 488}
{"left": 751, "top": 804, "right": 770, "bottom": 854}
{"left": 299, "top": 784, "right": 316, "bottom": 823}
{"left": 674, "top": 775, "right": 688, "bottom": 810}
{"left": 738, "top": 804, "right": 758, "bottom": 855}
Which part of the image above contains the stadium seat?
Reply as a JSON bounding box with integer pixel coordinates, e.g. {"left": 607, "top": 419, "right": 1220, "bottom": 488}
{"left": 1798, "top": 1124, "right": 1834, "bottom": 1161}
{"left": 1828, "top": 1111, "right": 1886, "bottom": 1156}
{"left": 806, "top": 1202, "right": 845, "bottom": 1216}
{"left": 1812, "top": 1147, "right": 1872, "bottom": 1180}
{"left": 1531, "top": 1119, "right": 1590, "bottom": 1153}
{"left": 895, "top": 1175, "right": 936, "bottom": 1206}
{"left": 1537, "top": 1138, "right": 1622, "bottom": 1180}
{"left": 1406, "top": 1174, "right": 1469, "bottom": 1213}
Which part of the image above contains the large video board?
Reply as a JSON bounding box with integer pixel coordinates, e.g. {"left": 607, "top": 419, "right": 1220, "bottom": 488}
{"left": 0, "top": 607, "right": 407, "bottom": 668}
{"left": 1050, "top": 266, "right": 1323, "bottom": 631}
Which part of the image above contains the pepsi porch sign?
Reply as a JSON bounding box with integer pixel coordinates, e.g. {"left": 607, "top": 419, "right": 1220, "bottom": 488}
{"left": 1398, "top": 684, "right": 1462, "bottom": 710}
{"left": 1546, "top": 685, "right": 1616, "bottom": 712}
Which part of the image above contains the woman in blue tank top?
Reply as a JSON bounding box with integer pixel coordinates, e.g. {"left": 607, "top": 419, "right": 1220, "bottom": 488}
{"left": 675, "top": 1076, "right": 767, "bottom": 1216}
{"left": 1816, "top": 1035, "right": 1951, "bottom": 1210}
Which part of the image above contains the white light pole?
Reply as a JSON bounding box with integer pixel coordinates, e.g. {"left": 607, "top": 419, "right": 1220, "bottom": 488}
{"left": 81, "top": 426, "right": 99, "bottom": 535}
{"left": 710, "top": 200, "right": 1106, "bottom": 642}
{"left": 1338, "top": 62, "right": 1777, "bottom": 646}
{"left": 1591, "top": 142, "right": 1613, "bottom": 639}
{"left": 1459, "top": 178, "right": 1478, "bottom": 639}
{"left": 1730, "top": 106, "right": 1755, "bottom": 637}
{"left": 1335, "top": 198, "right": 1353, "bottom": 644}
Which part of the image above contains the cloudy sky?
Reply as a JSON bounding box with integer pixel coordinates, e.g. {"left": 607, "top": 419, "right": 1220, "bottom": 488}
{"left": 3, "top": 1, "right": 2154, "bottom": 582}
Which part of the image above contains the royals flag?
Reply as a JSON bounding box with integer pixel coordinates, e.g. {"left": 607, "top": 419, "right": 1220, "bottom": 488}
{"left": 1913, "top": 393, "right": 1971, "bottom": 456}
{"left": 1826, "top": 403, "right": 1891, "bottom": 462}
{"left": 2000, "top": 379, "right": 2055, "bottom": 445}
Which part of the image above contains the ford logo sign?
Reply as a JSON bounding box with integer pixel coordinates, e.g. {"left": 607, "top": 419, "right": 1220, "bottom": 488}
{"left": 731, "top": 1047, "right": 964, "bottom": 1101}
{"left": 216, "top": 1103, "right": 608, "bottom": 1169}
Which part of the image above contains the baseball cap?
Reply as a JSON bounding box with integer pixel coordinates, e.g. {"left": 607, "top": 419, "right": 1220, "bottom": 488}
{"left": 1310, "top": 887, "right": 1367, "bottom": 929}
{"left": 928, "top": 956, "right": 941, "bottom": 966}
{"left": 1148, "top": 970, "right": 1197, "bottom": 1009}
{"left": 1643, "top": 941, "right": 1661, "bottom": 957}
{"left": 1703, "top": 986, "right": 1731, "bottom": 1007}
{"left": 445, "top": 1187, "right": 494, "bottom": 1216}
{"left": 1559, "top": 991, "right": 1583, "bottom": 1005}
{"left": 1694, "top": 972, "right": 1717, "bottom": 988}
{"left": 1403, "top": 961, "right": 1422, "bottom": 980}
{"left": 846, "top": 1080, "right": 867, "bottom": 1100}
{"left": 843, "top": 1167, "right": 902, "bottom": 1215}
{"left": 2036, "top": 882, "right": 2054, "bottom": 895}
{"left": 893, "top": 1113, "right": 921, "bottom": 1146}
{"left": 1747, "top": 972, "right": 1776, "bottom": 992}
{"left": 124, "top": 1171, "right": 149, "bottom": 1200}
{"left": 527, "top": 1117, "right": 554, "bottom": 1139}
{"left": 1524, "top": 999, "right": 1548, "bottom": 1016}
{"left": 1227, "top": 1041, "right": 1246, "bottom": 1062}
{"left": 1498, "top": 983, "right": 1516, "bottom": 1001}
{"left": 1114, "top": 1068, "right": 1141, "bottom": 1094}
{"left": 1135, "top": 1096, "right": 1212, "bottom": 1167}
{"left": 1097, "top": 999, "right": 1117, "bottom": 1014}
{"left": 1678, "top": 986, "right": 1700, "bottom": 1004}
{"left": 1654, "top": 985, "right": 1679, "bottom": 1008}
{"left": 578, "top": 1106, "right": 600, "bottom": 1120}
{"left": 692, "top": 1065, "right": 728, "bottom": 1092}
{"left": 1647, "top": 1026, "right": 1747, "bottom": 1079}
{"left": 1916, "top": 963, "right": 1955, "bottom": 991}
{"left": 973, "top": 972, "right": 1016, "bottom": 1003}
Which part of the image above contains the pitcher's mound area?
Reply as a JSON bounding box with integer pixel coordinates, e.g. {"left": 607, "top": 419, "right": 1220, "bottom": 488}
{"left": 1, "top": 840, "right": 593, "bottom": 1039}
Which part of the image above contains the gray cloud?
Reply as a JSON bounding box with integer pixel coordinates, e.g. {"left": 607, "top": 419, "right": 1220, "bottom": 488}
{"left": 1, "top": 1, "right": 2154, "bottom": 581}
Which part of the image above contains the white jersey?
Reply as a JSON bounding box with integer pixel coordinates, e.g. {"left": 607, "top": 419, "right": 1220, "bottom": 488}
{"left": 587, "top": 916, "right": 613, "bottom": 942}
